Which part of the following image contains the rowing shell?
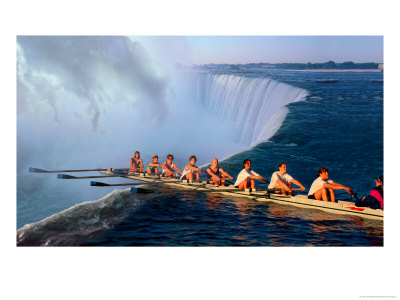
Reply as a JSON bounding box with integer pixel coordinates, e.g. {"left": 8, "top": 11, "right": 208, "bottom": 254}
{"left": 101, "top": 170, "right": 384, "bottom": 221}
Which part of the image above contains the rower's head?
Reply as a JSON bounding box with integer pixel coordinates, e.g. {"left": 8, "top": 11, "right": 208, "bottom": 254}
{"left": 278, "top": 162, "right": 287, "bottom": 173}
{"left": 189, "top": 155, "right": 197, "bottom": 165}
{"left": 167, "top": 154, "right": 174, "bottom": 162}
{"left": 243, "top": 159, "right": 251, "bottom": 170}
{"left": 374, "top": 175, "right": 383, "bottom": 187}
{"left": 318, "top": 167, "right": 329, "bottom": 180}
{"left": 211, "top": 158, "right": 218, "bottom": 166}
{"left": 152, "top": 155, "right": 158, "bottom": 162}
{"left": 134, "top": 151, "right": 140, "bottom": 159}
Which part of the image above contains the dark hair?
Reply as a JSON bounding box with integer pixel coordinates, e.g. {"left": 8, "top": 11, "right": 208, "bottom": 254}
{"left": 278, "top": 162, "right": 286, "bottom": 170}
{"left": 189, "top": 155, "right": 197, "bottom": 161}
{"left": 167, "top": 154, "right": 174, "bottom": 160}
{"left": 134, "top": 151, "right": 140, "bottom": 158}
{"left": 152, "top": 155, "right": 158, "bottom": 159}
{"left": 318, "top": 167, "right": 329, "bottom": 176}
{"left": 375, "top": 175, "right": 383, "bottom": 185}
{"left": 243, "top": 159, "right": 251, "bottom": 166}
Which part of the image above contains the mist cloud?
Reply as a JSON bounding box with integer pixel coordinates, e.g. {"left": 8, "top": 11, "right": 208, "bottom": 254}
{"left": 17, "top": 36, "right": 170, "bottom": 131}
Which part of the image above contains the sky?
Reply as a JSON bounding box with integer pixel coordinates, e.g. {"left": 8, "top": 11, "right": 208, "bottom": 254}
{"left": 185, "top": 36, "right": 384, "bottom": 64}
{"left": 136, "top": 36, "right": 383, "bottom": 65}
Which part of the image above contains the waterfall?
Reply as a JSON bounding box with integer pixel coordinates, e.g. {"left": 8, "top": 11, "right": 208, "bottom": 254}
{"left": 195, "top": 73, "right": 309, "bottom": 146}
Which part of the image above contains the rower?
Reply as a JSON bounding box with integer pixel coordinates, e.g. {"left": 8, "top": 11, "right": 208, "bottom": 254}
{"left": 308, "top": 167, "right": 352, "bottom": 202}
{"left": 355, "top": 175, "right": 383, "bottom": 209}
{"left": 234, "top": 159, "right": 268, "bottom": 189}
{"left": 180, "top": 155, "right": 205, "bottom": 181}
{"left": 130, "top": 151, "right": 144, "bottom": 173}
{"left": 162, "top": 154, "right": 182, "bottom": 178}
{"left": 206, "top": 158, "right": 233, "bottom": 186}
{"left": 146, "top": 155, "right": 164, "bottom": 174}
{"left": 268, "top": 162, "right": 306, "bottom": 195}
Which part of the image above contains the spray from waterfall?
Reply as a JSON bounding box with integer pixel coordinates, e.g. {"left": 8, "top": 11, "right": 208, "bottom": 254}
{"left": 17, "top": 37, "right": 309, "bottom": 170}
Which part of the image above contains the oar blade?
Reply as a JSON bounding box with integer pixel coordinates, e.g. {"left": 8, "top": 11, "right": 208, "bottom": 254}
{"left": 90, "top": 181, "right": 110, "bottom": 187}
{"left": 131, "top": 187, "right": 154, "bottom": 194}
{"left": 57, "top": 174, "right": 77, "bottom": 179}
{"left": 113, "top": 169, "right": 129, "bottom": 175}
{"left": 29, "top": 167, "right": 48, "bottom": 173}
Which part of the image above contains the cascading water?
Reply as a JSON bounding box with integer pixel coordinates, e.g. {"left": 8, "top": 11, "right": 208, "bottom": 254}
{"left": 194, "top": 73, "right": 309, "bottom": 147}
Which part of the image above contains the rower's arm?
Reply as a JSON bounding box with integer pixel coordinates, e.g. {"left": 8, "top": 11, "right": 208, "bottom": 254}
{"left": 149, "top": 162, "right": 164, "bottom": 168}
{"left": 186, "top": 164, "right": 203, "bottom": 172}
{"left": 323, "top": 182, "right": 352, "bottom": 193}
{"left": 174, "top": 165, "right": 183, "bottom": 173}
{"left": 276, "top": 179, "right": 291, "bottom": 191}
{"left": 220, "top": 168, "right": 233, "bottom": 180}
{"left": 186, "top": 164, "right": 196, "bottom": 171}
{"left": 290, "top": 178, "right": 306, "bottom": 191}
{"left": 249, "top": 174, "right": 269, "bottom": 183}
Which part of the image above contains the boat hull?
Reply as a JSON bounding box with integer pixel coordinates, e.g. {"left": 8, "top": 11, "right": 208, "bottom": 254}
{"left": 101, "top": 170, "right": 383, "bottom": 221}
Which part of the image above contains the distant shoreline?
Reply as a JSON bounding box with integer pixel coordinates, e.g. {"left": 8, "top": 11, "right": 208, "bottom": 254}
{"left": 289, "top": 69, "right": 382, "bottom": 73}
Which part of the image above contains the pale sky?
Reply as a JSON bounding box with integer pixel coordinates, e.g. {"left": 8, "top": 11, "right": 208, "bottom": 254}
{"left": 183, "top": 36, "right": 383, "bottom": 64}
{"left": 134, "top": 36, "right": 383, "bottom": 66}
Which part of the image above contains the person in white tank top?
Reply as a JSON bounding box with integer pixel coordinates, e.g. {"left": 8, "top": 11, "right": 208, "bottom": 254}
{"left": 180, "top": 155, "right": 205, "bottom": 180}
{"left": 162, "top": 154, "right": 182, "bottom": 178}
{"left": 268, "top": 162, "right": 306, "bottom": 195}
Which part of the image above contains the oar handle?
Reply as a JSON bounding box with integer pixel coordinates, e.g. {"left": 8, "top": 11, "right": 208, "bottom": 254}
{"left": 259, "top": 188, "right": 303, "bottom": 192}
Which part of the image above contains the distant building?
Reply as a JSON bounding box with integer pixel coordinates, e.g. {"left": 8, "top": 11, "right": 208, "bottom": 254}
{"left": 378, "top": 63, "right": 384, "bottom": 72}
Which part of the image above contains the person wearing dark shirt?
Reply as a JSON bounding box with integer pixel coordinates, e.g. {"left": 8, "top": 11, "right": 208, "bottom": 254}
{"left": 355, "top": 176, "right": 383, "bottom": 210}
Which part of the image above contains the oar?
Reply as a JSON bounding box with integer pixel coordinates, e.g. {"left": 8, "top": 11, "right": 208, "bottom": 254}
{"left": 224, "top": 179, "right": 235, "bottom": 185}
{"left": 88, "top": 182, "right": 155, "bottom": 193}
{"left": 144, "top": 176, "right": 207, "bottom": 183}
{"left": 334, "top": 191, "right": 359, "bottom": 201}
{"left": 29, "top": 167, "right": 129, "bottom": 173}
{"left": 58, "top": 174, "right": 130, "bottom": 179}
{"left": 91, "top": 181, "right": 145, "bottom": 187}
{"left": 251, "top": 187, "right": 304, "bottom": 192}
{"left": 243, "top": 187, "right": 303, "bottom": 193}
{"left": 90, "top": 179, "right": 207, "bottom": 187}
{"left": 334, "top": 191, "right": 354, "bottom": 196}
{"left": 268, "top": 188, "right": 303, "bottom": 192}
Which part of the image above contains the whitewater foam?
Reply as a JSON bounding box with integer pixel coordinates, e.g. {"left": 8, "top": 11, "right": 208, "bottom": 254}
{"left": 17, "top": 189, "right": 150, "bottom": 246}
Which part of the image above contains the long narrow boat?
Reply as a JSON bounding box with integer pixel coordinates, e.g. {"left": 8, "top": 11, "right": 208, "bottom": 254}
{"left": 99, "top": 169, "right": 383, "bottom": 221}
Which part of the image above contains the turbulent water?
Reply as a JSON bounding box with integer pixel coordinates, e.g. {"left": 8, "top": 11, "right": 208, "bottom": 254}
{"left": 17, "top": 40, "right": 383, "bottom": 246}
